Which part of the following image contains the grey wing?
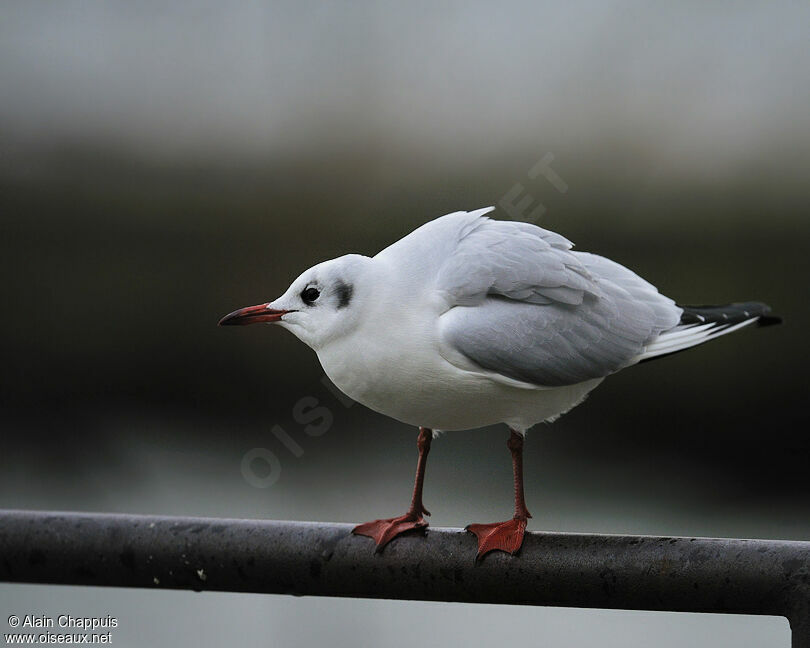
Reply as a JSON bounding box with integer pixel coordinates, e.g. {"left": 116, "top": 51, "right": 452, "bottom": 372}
{"left": 436, "top": 217, "right": 682, "bottom": 386}
{"left": 434, "top": 211, "right": 595, "bottom": 306}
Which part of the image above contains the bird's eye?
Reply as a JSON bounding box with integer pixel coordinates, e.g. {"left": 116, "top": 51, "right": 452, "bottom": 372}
{"left": 301, "top": 287, "right": 320, "bottom": 304}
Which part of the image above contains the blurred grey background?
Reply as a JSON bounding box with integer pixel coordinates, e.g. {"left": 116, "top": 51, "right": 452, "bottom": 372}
{"left": 1, "top": 1, "right": 807, "bottom": 646}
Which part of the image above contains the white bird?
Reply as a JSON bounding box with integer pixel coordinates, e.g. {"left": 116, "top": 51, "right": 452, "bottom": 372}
{"left": 220, "top": 207, "right": 779, "bottom": 558}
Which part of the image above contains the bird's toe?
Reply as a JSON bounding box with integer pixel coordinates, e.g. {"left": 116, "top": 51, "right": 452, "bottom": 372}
{"left": 352, "top": 513, "right": 429, "bottom": 551}
{"left": 466, "top": 518, "right": 527, "bottom": 559}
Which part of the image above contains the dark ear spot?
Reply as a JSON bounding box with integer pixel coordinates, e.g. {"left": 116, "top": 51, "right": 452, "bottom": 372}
{"left": 336, "top": 282, "right": 353, "bottom": 309}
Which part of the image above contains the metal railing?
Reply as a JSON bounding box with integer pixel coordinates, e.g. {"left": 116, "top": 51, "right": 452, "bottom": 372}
{"left": 1, "top": 509, "right": 808, "bottom": 646}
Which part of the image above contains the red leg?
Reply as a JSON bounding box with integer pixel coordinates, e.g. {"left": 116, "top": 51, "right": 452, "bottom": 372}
{"left": 353, "top": 427, "right": 432, "bottom": 551}
{"left": 466, "top": 429, "right": 532, "bottom": 559}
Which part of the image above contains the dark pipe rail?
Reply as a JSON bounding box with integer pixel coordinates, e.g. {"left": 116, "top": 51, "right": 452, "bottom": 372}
{"left": 1, "top": 510, "right": 808, "bottom": 646}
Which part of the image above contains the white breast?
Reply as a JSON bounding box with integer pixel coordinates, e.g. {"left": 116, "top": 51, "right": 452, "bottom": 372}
{"left": 316, "top": 312, "right": 603, "bottom": 432}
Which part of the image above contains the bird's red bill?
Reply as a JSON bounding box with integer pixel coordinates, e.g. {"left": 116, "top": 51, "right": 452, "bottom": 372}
{"left": 218, "top": 303, "right": 292, "bottom": 326}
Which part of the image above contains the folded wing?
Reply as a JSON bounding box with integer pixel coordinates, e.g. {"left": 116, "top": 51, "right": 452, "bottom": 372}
{"left": 436, "top": 213, "right": 681, "bottom": 387}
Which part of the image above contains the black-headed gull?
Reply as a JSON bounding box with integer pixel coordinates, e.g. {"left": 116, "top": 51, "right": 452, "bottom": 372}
{"left": 220, "top": 207, "right": 779, "bottom": 558}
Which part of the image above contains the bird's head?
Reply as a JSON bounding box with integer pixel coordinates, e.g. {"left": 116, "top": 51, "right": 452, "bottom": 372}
{"left": 218, "top": 254, "right": 372, "bottom": 350}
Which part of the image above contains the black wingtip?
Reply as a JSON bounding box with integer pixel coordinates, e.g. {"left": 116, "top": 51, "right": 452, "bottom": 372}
{"left": 678, "top": 301, "right": 781, "bottom": 328}
{"left": 757, "top": 314, "right": 782, "bottom": 328}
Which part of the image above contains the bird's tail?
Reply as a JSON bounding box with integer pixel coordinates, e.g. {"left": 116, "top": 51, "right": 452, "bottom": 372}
{"left": 638, "top": 301, "right": 781, "bottom": 363}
